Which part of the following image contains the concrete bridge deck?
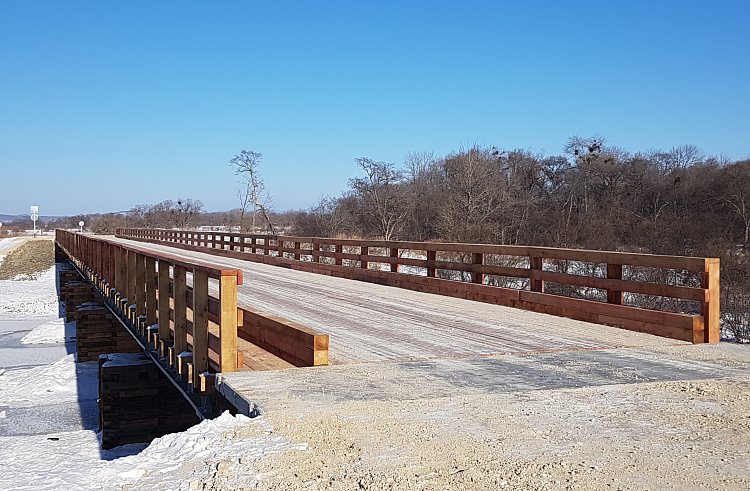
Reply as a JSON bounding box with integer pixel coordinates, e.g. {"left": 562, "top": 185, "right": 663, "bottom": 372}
{"left": 107, "top": 236, "right": 684, "bottom": 367}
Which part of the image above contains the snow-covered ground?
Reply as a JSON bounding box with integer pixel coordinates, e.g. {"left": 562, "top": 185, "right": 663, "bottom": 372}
{"left": 0, "top": 254, "right": 306, "bottom": 490}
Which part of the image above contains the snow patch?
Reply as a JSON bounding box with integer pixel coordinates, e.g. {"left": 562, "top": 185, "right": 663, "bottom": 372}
{"left": 0, "top": 265, "right": 59, "bottom": 318}
{"left": 0, "top": 411, "right": 306, "bottom": 491}
{"left": 0, "top": 354, "right": 91, "bottom": 408}
{"left": 20, "top": 318, "right": 75, "bottom": 345}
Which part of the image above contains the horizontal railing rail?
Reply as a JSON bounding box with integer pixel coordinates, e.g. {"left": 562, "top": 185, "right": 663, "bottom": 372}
{"left": 117, "top": 228, "right": 720, "bottom": 344}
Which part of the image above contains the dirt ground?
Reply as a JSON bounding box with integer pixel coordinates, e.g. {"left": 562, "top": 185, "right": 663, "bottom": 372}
{"left": 0, "top": 238, "right": 54, "bottom": 280}
{"left": 196, "top": 347, "right": 750, "bottom": 491}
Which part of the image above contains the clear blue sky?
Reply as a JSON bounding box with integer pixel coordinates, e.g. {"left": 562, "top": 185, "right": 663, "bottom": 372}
{"left": 1, "top": 1, "right": 748, "bottom": 216}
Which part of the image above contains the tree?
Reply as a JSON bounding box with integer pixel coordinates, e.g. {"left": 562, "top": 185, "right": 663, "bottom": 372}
{"left": 348, "top": 157, "right": 406, "bottom": 240}
{"left": 230, "top": 150, "right": 275, "bottom": 234}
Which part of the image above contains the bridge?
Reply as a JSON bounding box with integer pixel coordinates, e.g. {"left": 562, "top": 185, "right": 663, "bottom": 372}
{"left": 54, "top": 228, "right": 721, "bottom": 423}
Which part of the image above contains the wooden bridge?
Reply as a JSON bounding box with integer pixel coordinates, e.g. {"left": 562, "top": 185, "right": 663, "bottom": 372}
{"left": 54, "top": 228, "right": 720, "bottom": 417}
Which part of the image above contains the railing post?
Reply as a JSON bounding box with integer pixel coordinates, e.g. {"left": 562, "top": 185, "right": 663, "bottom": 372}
{"left": 251, "top": 237, "right": 257, "bottom": 254}
{"left": 127, "top": 250, "right": 137, "bottom": 322}
{"left": 219, "top": 274, "right": 238, "bottom": 372}
{"left": 529, "top": 256, "right": 544, "bottom": 293}
{"left": 192, "top": 269, "right": 209, "bottom": 387}
{"left": 172, "top": 264, "right": 188, "bottom": 363}
{"left": 145, "top": 256, "right": 157, "bottom": 327}
{"left": 390, "top": 248, "right": 399, "bottom": 272}
{"left": 606, "top": 264, "right": 623, "bottom": 304}
{"left": 312, "top": 242, "right": 319, "bottom": 263}
{"left": 361, "top": 246, "right": 369, "bottom": 269}
{"left": 426, "top": 250, "right": 437, "bottom": 277}
{"left": 158, "top": 259, "right": 172, "bottom": 342}
{"left": 294, "top": 242, "right": 301, "bottom": 260}
{"left": 135, "top": 253, "right": 146, "bottom": 325}
{"left": 472, "top": 252, "right": 484, "bottom": 284}
{"left": 702, "top": 258, "right": 720, "bottom": 343}
{"left": 335, "top": 244, "right": 343, "bottom": 266}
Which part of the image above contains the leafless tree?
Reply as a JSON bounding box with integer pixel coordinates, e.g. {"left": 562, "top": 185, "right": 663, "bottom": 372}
{"left": 348, "top": 157, "right": 407, "bottom": 240}
{"left": 230, "top": 150, "right": 275, "bottom": 234}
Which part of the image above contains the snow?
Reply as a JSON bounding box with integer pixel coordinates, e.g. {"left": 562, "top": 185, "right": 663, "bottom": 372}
{"left": 0, "top": 265, "right": 59, "bottom": 319}
{"left": 0, "top": 249, "right": 307, "bottom": 491}
{"left": 0, "top": 237, "right": 25, "bottom": 253}
{"left": 20, "top": 318, "right": 75, "bottom": 345}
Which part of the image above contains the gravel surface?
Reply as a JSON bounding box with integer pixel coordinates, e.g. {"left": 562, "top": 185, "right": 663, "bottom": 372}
{"left": 0, "top": 238, "right": 54, "bottom": 280}
{"left": 200, "top": 375, "right": 750, "bottom": 491}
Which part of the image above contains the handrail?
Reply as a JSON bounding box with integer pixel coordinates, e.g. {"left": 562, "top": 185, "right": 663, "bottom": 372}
{"left": 55, "top": 229, "right": 242, "bottom": 388}
{"left": 116, "top": 227, "right": 721, "bottom": 344}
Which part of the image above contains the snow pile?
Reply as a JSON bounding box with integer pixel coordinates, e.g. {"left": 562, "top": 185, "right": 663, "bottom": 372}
{"left": 0, "top": 409, "right": 306, "bottom": 491}
{"left": 0, "top": 264, "right": 59, "bottom": 318}
{"left": 0, "top": 354, "right": 89, "bottom": 407}
{"left": 20, "top": 318, "right": 75, "bottom": 345}
{"left": 0, "top": 237, "right": 25, "bottom": 253}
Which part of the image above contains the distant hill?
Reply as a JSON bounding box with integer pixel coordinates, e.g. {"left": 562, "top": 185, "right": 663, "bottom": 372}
{"left": 0, "top": 214, "right": 66, "bottom": 223}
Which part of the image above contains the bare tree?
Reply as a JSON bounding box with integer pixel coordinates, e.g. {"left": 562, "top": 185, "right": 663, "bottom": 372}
{"left": 230, "top": 150, "right": 275, "bottom": 234}
{"left": 348, "top": 157, "right": 407, "bottom": 240}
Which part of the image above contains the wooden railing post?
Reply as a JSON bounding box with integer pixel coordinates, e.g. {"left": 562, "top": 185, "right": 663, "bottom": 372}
{"left": 172, "top": 264, "right": 188, "bottom": 362}
{"left": 390, "top": 248, "right": 399, "bottom": 272}
{"left": 219, "top": 274, "right": 238, "bottom": 372}
{"left": 135, "top": 253, "right": 146, "bottom": 323}
{"left": 158, "top": 259, "right": 172, "bottom": 342}
{"left": 127, "top": 250, "right": 137, "bottom": 322}
{"left": 606, "top": 264, "right": 624, "bottom": 304}
{"left": 192, "top": 269, "right": 209, "bottom": 386}
{"left": 335, "top": 245, "right": 343, "bottom": 266}
{"left": 361, "top": 246, "right": 369, "bottom": 269}
{"left": 312, "top": 242, "right": 319, "bottom": 263}
{"left": 472, "top": 252, "right": 484, "bottom": 284}
{"left": 529, "top": 256, "right": 544, "bottom": 292}
{"left": 702, "top": 258, "right": 720, "bottom": 343}
{"left": 294, "top": 242, "right": 301, "bottom": 260}
{"left": 145, "top": 256, "right": 157, "bottom": 327}
{"left": 427, "top": 250, "right": 437, "bottom": 277}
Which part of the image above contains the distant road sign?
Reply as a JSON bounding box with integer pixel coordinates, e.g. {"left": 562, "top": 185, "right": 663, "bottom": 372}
{"left": 31, "top": 213, "right": 39, "bottom": 221}
{"left": 30, "top": 206, "right": 38, "bottom": 214}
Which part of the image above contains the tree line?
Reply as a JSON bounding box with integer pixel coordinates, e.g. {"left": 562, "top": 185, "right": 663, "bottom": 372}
{"left": 290, "top": 137, "right": 750, "bottom": 342}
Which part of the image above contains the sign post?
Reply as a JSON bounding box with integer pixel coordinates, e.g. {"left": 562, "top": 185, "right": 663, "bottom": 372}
{"left": 79, "top": 221, "right": 84, "bottom": 234}
{"left": 0, "top": 222, "right": 3, "bottom": 237}
{"left": 30, "top": 206, "right": 39, "bottom": 238}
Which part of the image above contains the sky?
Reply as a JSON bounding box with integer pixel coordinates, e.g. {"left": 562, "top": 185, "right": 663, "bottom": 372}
{"left": 1, "top": 0, "right": 748, "bottom": 216}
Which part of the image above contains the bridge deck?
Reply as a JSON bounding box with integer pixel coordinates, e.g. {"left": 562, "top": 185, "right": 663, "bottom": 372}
{"left": 107, "top": 237, "right": 685, "bottom": 365}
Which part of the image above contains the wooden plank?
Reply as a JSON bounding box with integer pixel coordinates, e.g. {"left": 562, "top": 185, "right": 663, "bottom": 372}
{"left": 126, "top": 249, "right": 137, "bottom": 312}
{"left": 220, "top": 275, "right": 238, "bottom": 372}
{"left": 192, "top": 269, "right": 209, "bottom": 386}
{"left": 528, "top": 269, "right": 707, "bottom": 301}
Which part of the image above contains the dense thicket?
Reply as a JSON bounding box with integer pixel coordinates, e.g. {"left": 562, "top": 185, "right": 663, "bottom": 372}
{"left": 291, "top": 138, "right": 750, "bottom": 342}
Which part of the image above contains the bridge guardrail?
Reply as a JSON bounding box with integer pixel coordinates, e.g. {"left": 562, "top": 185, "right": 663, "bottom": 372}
{"left": 116, "top": 228, "right": 720, "bottom": 344}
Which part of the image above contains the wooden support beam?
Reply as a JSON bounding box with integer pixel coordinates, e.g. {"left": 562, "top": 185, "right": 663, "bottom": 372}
{"left": 390, "top": 248, "right": 399, "bottom": 273}
{"left": 335, "top": 245, "right": 343, "bottom": 266}
{"left": 173, "top": 264, "right": 188, "bottom": 356}
{"left": 219, "top": 275, "right": 238, "bottom": 372}
{"left": 361, "top": 246, "right": 369, "bottom": 269}
{"left": 192, "top": 269, "right": 209, "bottom": 386}
{"left": 158, "top": 260, "right": 172, "bottom": 341}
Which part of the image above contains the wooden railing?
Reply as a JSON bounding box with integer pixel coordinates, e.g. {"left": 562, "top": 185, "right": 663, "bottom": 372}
{"left": 117, "top": 228, "right": 720, "bottom": 344}
{"left": 56, "top": 229, "right": 244, "bottom": 392}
